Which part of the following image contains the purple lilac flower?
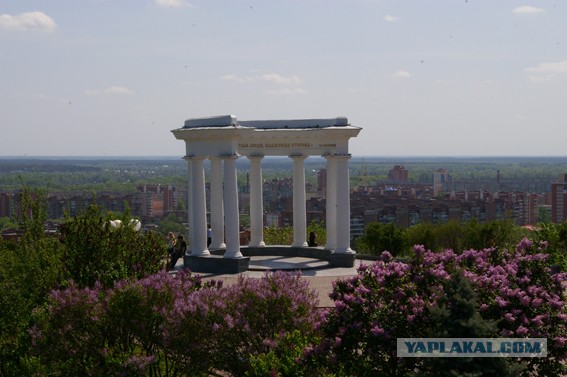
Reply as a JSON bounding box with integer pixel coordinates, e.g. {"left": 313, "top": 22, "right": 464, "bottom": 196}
{"left": 516, "top": 325, "right": 529, "bottom": 336}
{"left": 495, "top": 296, "right": 509, "bottom": 308}
{"left": 370, "top": 325, "right": 385, "bottom": 336}
{"left": 504, "top": 313, "right": 516, "bottom": 323}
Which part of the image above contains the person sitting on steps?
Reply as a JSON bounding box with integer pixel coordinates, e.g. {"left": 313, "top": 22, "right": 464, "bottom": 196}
{"left": 308, "top": 231, "right": 318, "bottom": 247}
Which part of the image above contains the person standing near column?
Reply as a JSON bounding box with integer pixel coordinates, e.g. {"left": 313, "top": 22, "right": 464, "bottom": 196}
{"left": 170, "top": 235, "right": 187, "bottom": 270}
{"left": 166, "top": 232, "right": 177, "bottom": 270}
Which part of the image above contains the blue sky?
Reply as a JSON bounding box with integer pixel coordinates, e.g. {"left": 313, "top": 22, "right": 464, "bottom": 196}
{"left": 1, "top": 0, "right": 566, "bottom": 157}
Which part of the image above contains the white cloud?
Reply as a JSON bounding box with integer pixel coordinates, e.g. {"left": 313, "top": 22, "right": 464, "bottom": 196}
{"left": 154, "top": 0, "right": 191, "bottom": 8}
{"left": 525, "top": 60, "right": 567, "bottom": 82}
{"left": 525, "top": 60, "right": 567, "bottom": 74}
{"left": 513, "top": 6, "right": 544, "bottom": 14}
{"left": 0, "top": 11, "right": 57, "bottom": 32}
{"left": 84, "top": 86, "right": 135, "bottom": 95}
{"left": 260, "top": 73, "right": 302, "bottom": 85}
{"left": 106, "top": 86, "right": 135, "bottom": 94}
{"left": 384, "top": 14, "right": 399, "bottom": 22}
{"left": 220, "top": 74, "right": 254, "bottom": 83}
{"left": 392, "top": 70, "right": 412, "bottom": 79}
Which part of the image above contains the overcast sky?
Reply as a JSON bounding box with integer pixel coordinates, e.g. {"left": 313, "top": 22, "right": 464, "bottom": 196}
{"left": 1, "top": 0, "right": 566, "bottom": 157}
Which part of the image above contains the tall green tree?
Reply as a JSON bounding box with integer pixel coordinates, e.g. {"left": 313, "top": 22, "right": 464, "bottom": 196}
{"left": 534, "top": 222, "right": 567, "bottom": 271}
{"left": 156, "top": 213, "right": 187, "bottom": 237}
{"left": 354, "top": 222, "right": 407, "bottom": 256}
{"left": 417, "top": 269, "right": 525, "bottom": 376}
{"left": 406, "top": 222, "right": 436, "bottom": 251}
{"left": 433, "top": 221, "right": 466, "bottom": 252}
{"left": 0, "top": 189, "right": 64, "bottom": 376}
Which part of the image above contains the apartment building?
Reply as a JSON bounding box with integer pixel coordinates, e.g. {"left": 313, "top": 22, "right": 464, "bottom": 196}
{"left": 551, "top": 174, "right": 567, "bottom": 223}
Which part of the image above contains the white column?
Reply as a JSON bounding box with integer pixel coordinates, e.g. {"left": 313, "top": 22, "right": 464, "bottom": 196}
{"left": 222, "top": 155, "right": 243, "bottom": 258}
{"left": 248, "top": 155, "right": 265, "bottom": 247}
{"left": 209, "top": 157, "right": 226, "bottom": 249}
{"left": 324, "top": 155, "right": 337, "bottom": 250}
{"left": 189, "top": 156, "right": 210, "bottom": 256}
{"left": 184, "top": 156, "right": 194, "bottom": 254}
{"left": 334, "top": 154, "right": 354, "bottom": 254}
{"left": 290, "top": 154, "right": 308, "bottom": 247}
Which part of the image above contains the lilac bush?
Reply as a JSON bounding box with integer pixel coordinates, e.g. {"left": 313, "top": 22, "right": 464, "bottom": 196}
{"left": 321, "top": 239, "right": 567, "bottom": 376}
{"left": 31, "top": 270, "right": 323, "bottom": 376}
{"left": 30, "top": 281, "right": 108, "bottom": 376}
{"left": 163, "top": 271, "right": 323, "bottom": 375}
{"left": 31, "top": 271, "right": 217, "bottom": 376}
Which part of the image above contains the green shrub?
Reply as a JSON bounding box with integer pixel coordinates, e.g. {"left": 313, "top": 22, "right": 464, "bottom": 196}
{"left": 59, "top": 204, "right": 165, "bottom": 288}
{"left": 354, "top": 222, "right": 407, "bottom": 256}
{"left": 0, "top": 189, "right": 64, "bottom": 376}
{"left": 246, "top": 330, "right": 326, "bottom": 377}
{"left": 264, "top": 226, "right": 294, "bottom": 245}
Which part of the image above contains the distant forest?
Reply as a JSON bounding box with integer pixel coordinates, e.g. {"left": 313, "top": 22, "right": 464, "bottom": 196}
{"left": 1, "top": 156, "right": 567, "bottom": 193}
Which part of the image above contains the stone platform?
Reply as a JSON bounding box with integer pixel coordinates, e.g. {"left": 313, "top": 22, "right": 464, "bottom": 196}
{"left": 183, "top": 246, "right": 356, "bottom": 274}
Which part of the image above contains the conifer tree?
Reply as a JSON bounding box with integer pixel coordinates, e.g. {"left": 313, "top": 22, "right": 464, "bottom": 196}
{"left": 416, "top": 269, "right": 525, "bottom": 377}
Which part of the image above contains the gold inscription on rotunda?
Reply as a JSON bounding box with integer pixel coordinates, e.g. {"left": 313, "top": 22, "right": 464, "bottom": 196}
{"left": 238, "top": 143, "right": 312, "bottom": 148}
{"left": 238, "top": 142, "right": 336, "bottom": 149}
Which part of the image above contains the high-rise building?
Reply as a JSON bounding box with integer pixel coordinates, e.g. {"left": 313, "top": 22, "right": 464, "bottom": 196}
{"left": 433, "top": 168, "right": 450, "bottom": 197}
{"left": 317, "top": 168, "right": 327, "bottom": 197}
{"left": 0, "top": 192, "right": 11, "bottom": 217}
{"left": 388, "top": 165, "right": 409, "bottom": 183}
{"left": 551, "top": 174, "right": 567, "bottom": 223}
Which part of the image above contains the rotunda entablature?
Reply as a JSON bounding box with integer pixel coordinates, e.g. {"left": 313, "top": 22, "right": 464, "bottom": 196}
{"left": 172, "top": 115, "right": 361, "bottom": 157}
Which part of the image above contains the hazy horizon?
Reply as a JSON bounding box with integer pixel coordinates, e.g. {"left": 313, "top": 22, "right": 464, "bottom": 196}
{"left": 2, "top": 155, "right": 567, "bottom": 163}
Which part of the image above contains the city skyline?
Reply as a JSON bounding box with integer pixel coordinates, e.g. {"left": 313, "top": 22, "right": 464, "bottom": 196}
{"left": 1, "top": 1, "right": 566, "bottom": 157}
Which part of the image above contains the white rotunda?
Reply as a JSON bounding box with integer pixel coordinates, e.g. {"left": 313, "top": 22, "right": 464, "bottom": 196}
{"left": 172, "top": 115, "right": 362, "bottom": 273}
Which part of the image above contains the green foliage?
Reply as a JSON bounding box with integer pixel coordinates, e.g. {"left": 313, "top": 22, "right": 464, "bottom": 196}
{"left": 0, "top": 216, "right": 18, "bottom": 231}
{"left": 246, "top": 330, "right": 325, "bottom": 377}
{"left": 240, "top": 214, "right": 251, "bottom": 229}
{"left": 354, "top": 222, "right": 407, "bottom": 256}
{"left": 1, "top": 190, "right": 168, "bottom": 375}
{"left": 60, "top": 204, "right": 166, "bottom": 288}
{"left": 0, "top": 189, "right": 64, "bottom": 376}
{"left": 156, "top": 213, "right": 187, "bottom": 237}
{"left": 533, "top": 222, "right": 567, "bottom": 271}
{"left": 537, "top": 206, "right": 552, "bottom": 224}
{"left": 0, "top": 158, "right": 188, "bottom": 193}
{"left": 416, "top": 270, "right": 525, "bottom": 377}
{"left": 405, "top": 222, "right": 436, "bottom": 251}
{"left": 360, "top": 219, "right": 522, "bottom": 256}
{"left": 264, "top": 226, "right": 293, "bottom": 245}
{"left": 433, "top": 221, "right": 466, "bottom": 252}
{"left": 262, "top": 222, "right": 326, "bottom": 247}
